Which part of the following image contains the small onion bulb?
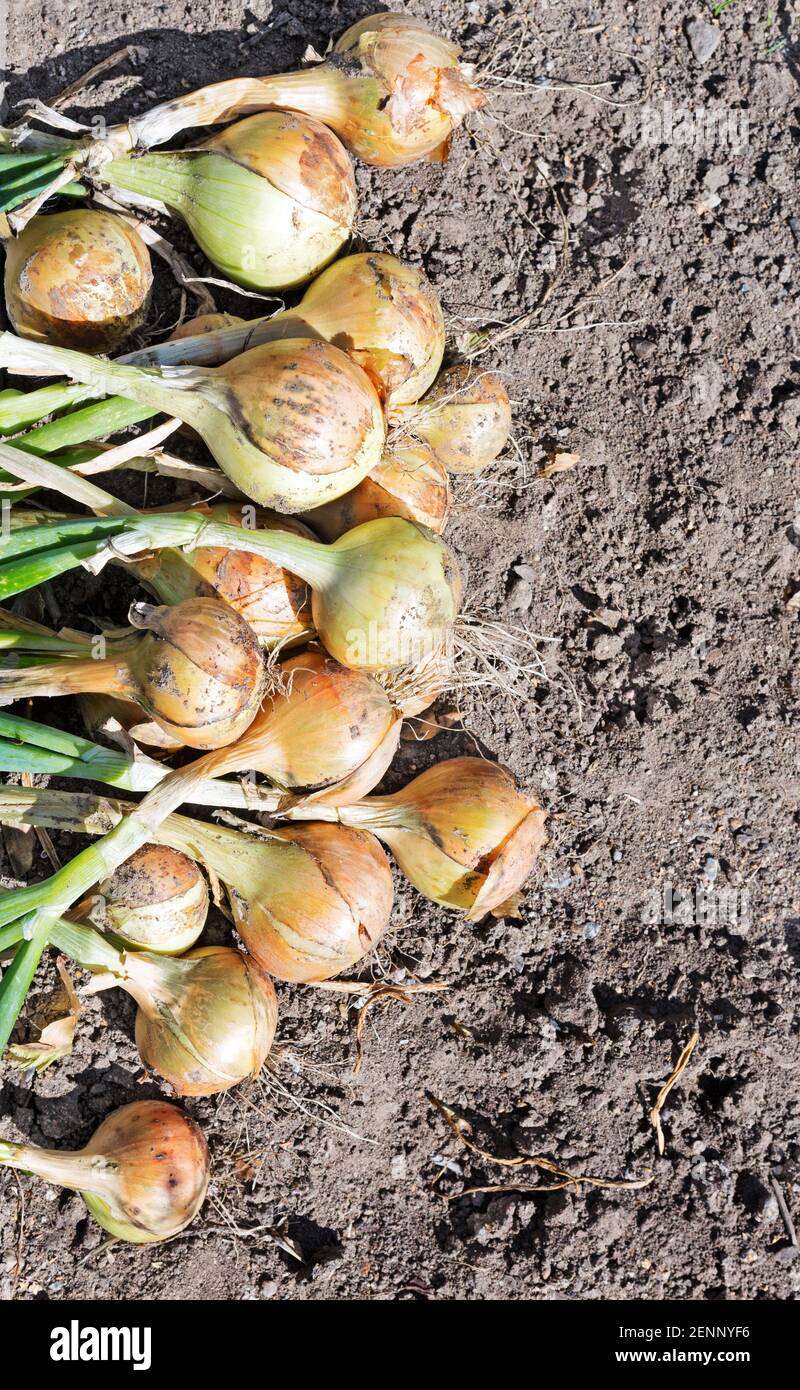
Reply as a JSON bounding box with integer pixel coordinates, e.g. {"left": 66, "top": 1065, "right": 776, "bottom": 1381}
{"left": 4, "top": 209, "right": 152, "bottom": 352}
{"left": 96, "top": 843, "right": 208, "bottom": 954}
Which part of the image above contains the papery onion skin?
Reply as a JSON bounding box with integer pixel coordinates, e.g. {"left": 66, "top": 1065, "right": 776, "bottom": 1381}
{"left": 390, "top": 365, "right": 512, "bottom": 474}
{"left": 182, "top": 336, "right": 386, "bottom": 509}
{"left": 0, "top": 1100, "right": 209, "bottom": 1244}
{"left": 98, "top": 843, "right": 208, "bottom": 955}
{"left": 169, "top": 312, "right": 244, "bottom": 340}
{"left": 226, "top": 822, "right": 393, "bottom": 983}
{"left": 330, "top": 12, "right": 486, "bottom": 166}
{"left": 306, "top": 444, "right": 450, "bottom": 540}
{"left": 133, "top": 946, "right": 278, "bottom": 1097}
{"left": 102, "top": 112, "right": 357, "bottom": 291}
{"left": 4, "top": 209, "right": 152, "bottom": 352}
{"left": 80, "top": 1101, "right": 209, "bottom": 1242}
{"left": 133, "top": 504, "right": 315, "bottom": 649}
{"left": 126, "top": 597, "right": 267, "bottom": 749}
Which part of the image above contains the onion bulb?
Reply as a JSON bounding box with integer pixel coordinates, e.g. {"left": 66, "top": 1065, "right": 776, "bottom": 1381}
{"left": 268, "top": 253, "right": 445, "bottom": 406}
{"left": 122, "top": 12, "right": 485, "bottom": 168}
{"left": 158, "top": 813, "right": 393, "bottom": 983}
{"left": 390, "top": 365, "right": 512, "bottom": 474}
{"left": 99, "top": 112, "right": 357, "bottom": 291}
{"left": 306, "top": 444, "right": 450, "bottom": 540}
{"left": 4, "top": 209, "right": 152, "bottom": 352}
{"left": 1, "top": 333, "right": 386, "bottom": 512}
{"left": 287, "top": 756, "right": 547, "bottom": 919}
{"left": 50, "top": 917, "right": 278, "bottom": 1096}
{"left": 0, "top": 1100, "right": 208, "bottom": 1243}
{"left": 0, "top": 597, "right": 266, "bottom": 750}
{"left": 132, "top": 504, "right": 314, "bottom": 649}
{"left": 94, "top": 843, "right": 208, "bottom": 954}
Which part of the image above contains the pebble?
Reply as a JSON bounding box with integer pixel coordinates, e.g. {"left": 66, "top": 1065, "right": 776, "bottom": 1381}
{"left": 583, "top": 921, "right": 602, "bottom": 941}
{"left": 508, "top": 576, "right": 533, "bottom": 612}
{"left": 702, "top": 855, "right": 720, "bottom": 882}
{"left": 685, "top": 18, "right": 722, "bottom": 64}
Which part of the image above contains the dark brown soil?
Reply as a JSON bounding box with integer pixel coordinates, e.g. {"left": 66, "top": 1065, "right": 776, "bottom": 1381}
{"left": 1, "top": 0, "right": 799, "bottom": 1302}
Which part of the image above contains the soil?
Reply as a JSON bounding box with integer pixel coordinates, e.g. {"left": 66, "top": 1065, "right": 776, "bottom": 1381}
{"left": 2, "top": 0, "right": 799, "bottom": 1303}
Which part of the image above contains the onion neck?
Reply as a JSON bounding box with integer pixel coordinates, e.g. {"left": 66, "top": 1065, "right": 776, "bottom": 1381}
{"left": 0, "top": 1139, "right": 114, "bottom": 1195}
{"left": 0, "top": 654, "right": 136, "bottom": 702}
{"left": 124, "top": 69, "right": 352, "bottom": 152}
{"left": 0, "top": 333, "right": 210, "bottom": 431}
{"left": 285, "top": 794, "right": 409, "bottom": 832}
{"left": 99, "top": 153, "right": 192, "bottom": 213}
{"left": 190, "top": 519, "right": 339, "bottom": 592}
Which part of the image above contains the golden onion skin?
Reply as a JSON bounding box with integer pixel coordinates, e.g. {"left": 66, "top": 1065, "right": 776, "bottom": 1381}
{"left": 4, "top": 210, "right": 152, "bottom": 352}
{"left": 134, "top": 504, "right": 314, "bottom": 649}
{"left": 306, "top": 444, "right": 450, "bottom": 540}
{"left": 98, "top": 844, "right": 208, "bottom": 955}
{"left": 391, "top": 365, "right": 512, "bottom": 474}
{"left": 127, "top": 597, "right": 266, "bottom": 750}
{"left": 80, "top": 1101, "right": 209, "bottom": 1243}
{"left": 169, "top": 312, "right": 244, "bottom": 340}
{"left": 133, "top": 946, "right": 278, "bottom": 1097}
{"left": 230, "top": 822, "right": 393, "bottom": 982}
{"left": 293, "top": 757, "right": 548, "bottom": 920}
{"left": 287, "top": 252, "right": 445, "bottom": 406}
{"left": 213, "top": 337, "right": 384, "bottom": 479}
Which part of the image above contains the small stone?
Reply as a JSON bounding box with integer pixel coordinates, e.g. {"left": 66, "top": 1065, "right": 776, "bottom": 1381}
{"left": 631, "top": 336, "right": 656, "bottom": 360}
{"left": 583, "top": 921, "right": 602, "bottom": 941}
{"left": 508, "top": 576, "right": 533, "bottom": 612}
{"left": 512, "top": 563, "right": 537, "bottom": 583}
{"left": 685, "top": 18, "right": 721, "bottom": 64}
{"left": 702, "top": 855, "right": 720, "bottom": 882}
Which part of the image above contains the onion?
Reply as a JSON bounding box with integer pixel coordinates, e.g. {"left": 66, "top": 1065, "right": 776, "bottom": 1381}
{"left": 389, "top": 365, "right": 512, "bottom": 473}
{"left": 0, "top": 1100, "right": 209, "bottom": 1243}
{"left": 130, "top": 252, "right": 445, "bottom": 409}
{"left": 158, "top": 814, "right": 393, "bottom": 983}
{"left": 121, "top": 12, "right": 485, "bottom": 168}
{"left": 94, "top": 843, "right": 208, "bottom": 954}
{"left": 49, "top": 917, "right": 278, "bottom": 1096}
{"left": 0, "top": 596, "right": 266, "bottom": 750}
{"left": 0, "top": 332, "right": 387, "bottom": 512}
{"left": 306, "top": 444, "right": 450, "bottom": 540}
{"left": 4, "top": 209, "right": 152, "bottom": 352}
{"left": 269, "top": 253, "right": 445, "bottom": 406}
{"left": 133, "top": 504, "right": 315, "bottom": 649}
{"left": 169, "top": 312, "right": 244, "bottom": 340}
{"left": 99, "top": 112, "right": 357, "bottom": 291}
{"left": 287, "top": 757, "right": 547, "bottom": 919}
{"left": 158, "top": 648, "right": 405, "bottom": 808}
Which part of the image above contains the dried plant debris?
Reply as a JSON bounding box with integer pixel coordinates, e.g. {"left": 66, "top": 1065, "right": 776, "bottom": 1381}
{"left": 428, "top": 1094, "right": 652, "bottom": 1200}
{"left": 649, "top": 1030, "right": 700, "bottom": 1156}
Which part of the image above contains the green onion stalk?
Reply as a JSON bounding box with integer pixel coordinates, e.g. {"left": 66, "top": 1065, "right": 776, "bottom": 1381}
{"left": 0, "top": 475, "right": 461, "bottom": 675}
{"left": 0, "top": 709, "right": 280, "bottom": 811}
{"left": 0, "top": 724, "right": 278, "bottom": 1052}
